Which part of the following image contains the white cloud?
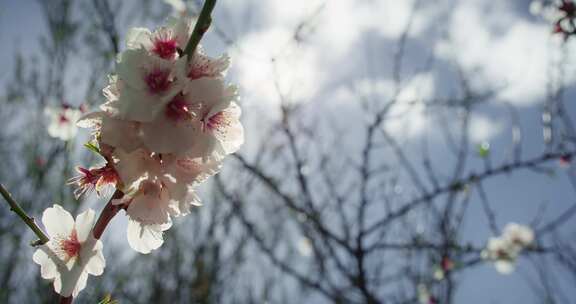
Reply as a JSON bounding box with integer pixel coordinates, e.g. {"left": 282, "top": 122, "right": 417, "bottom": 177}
{"left": 436, "top": 0, "right": 574, "bottom": 106}
{"left": 469, "top": 115, "right": 503, "bottom": 143}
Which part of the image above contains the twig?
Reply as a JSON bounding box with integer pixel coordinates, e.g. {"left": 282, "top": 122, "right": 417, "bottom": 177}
{"left": 0, "top": 183, "right": 49, "bottom": 246}
{"left": 183, "top": 0, "right": 217, "bottom": 62}
{"left": 93, "top": 189, "right": 124, "bottom": 239}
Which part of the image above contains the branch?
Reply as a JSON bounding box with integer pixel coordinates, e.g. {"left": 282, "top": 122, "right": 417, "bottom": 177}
{"left": 183, "top": 0, "right": 217, "bottom": 62}
{"left": 0, "top": 183, "right": 49, "bottom": 246}
{"left": 93, "top": 189, "right": 124, "bottom": 239}
{"left": 363, "top": 150, "right": 576, "bottom": 236}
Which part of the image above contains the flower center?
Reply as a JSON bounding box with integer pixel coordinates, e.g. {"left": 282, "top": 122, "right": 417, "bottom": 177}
{"left": 144, "top": 69, "right": 172, "bottom": 94}
{"left": 165, "top": 94, "right": 193, "bottom": 122}
{"left": 58, "top": 113, "right": 69, "bottom": 124}
{"left": 60, "top": 229, "right": 81, "bottom": 259}
{"left": 152, "top": 38, "right": 178, "bottom": 60}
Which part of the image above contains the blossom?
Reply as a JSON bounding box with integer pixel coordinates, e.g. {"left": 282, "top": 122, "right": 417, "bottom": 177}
{"left": 110, "top": 148, "right": 219, "bottom": 253}
{"left": 126, "top": 16, "right": 192, "bottom": 60}
{"left": 417, "top": 284, "right": 438, "bottom": 304}
{"left": 45, "top": 104, "right": 84, "bottom": 141}
{"left": 68, "top": 163, "right": 119, "bottom": 198}
{"left": 32, "top": 205, "right": 105, "bottom": 298}
{"left": 113, "top": 49, "right": 187, "bottom": 122}
{"left": 481, "top": 223, "right": 534, "bottom": 274}
{"left": 75, "top": 15, "right": 243, "bottom": 254}
{"left": 502, "top": 222, "right": 534, "bottom": 248}
{"left": 138, "top": 78, "right": 244, "bottom": 158}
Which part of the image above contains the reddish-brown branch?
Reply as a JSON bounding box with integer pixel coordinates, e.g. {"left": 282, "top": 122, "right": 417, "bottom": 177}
{"left": 59, "top": 296, "right": 72, "bottom": 304}
{"left": 93, "top": 189, "right": 124, "bottom": 240}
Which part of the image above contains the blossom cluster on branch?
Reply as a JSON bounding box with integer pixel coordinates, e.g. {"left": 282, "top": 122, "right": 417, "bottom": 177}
{"left": 481, "top": 223, "right": 534, "bottom": 274}
{"left": 531, "top": 0, "right": 576, "bottom": 39}
{"left": 34, "top": 12, "right": 243, "bottom": 299}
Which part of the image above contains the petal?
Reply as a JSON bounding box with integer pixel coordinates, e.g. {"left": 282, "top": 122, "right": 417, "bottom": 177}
{"left": 139, "top": 114, "right": 201, "bottom": 154}
{"left": 113, "top": 149, "right": 161, "bottom": 190}
{"left": 76, "top": 111, "right": 103, "bottom": 129}
{"left": 126, "top": 27, "right": 153, "bottom": 50}
{"left": 74, "top": 209, "right": 96, "bottom": 243}
{"left": 494, "top": 260, "right": 515, "bottom": 274}
{"left": 116, "top": 49, "right": 149, "bottom": 90}
{"left": 71, "top": 270, "right": 89, "bottom": 298}
{"left": 126, "top": 180, "right": 171, "bottom": 224}
{"left": 33, "top": 246, "right": 59, "bottom": 280}
{"left": 127, "top": 218, "right": 172, "bottom": 254}
{"left": 42, "top": 204, "right": 75, "bottom": 238}
{"left": 114, "top": 83, "right": 177, "bottom": 122}
{"left": 58, "top": 264, "right": 86, "bottom": 297}
{"left": 100, "top": 115, "right": 143, "bottom": 152}
{"left": 81, "top": 238, "right": 105, "bottom": 276}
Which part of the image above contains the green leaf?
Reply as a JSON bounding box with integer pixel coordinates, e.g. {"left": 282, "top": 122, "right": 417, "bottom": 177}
{"left": 477, "top": 142, "right": 490, "bottom": 158}
{"left": 84, "top": 141, "right": 101, "bottom": 155}
{"left": 98, "top": 294, "right": 118, "bottom": 304}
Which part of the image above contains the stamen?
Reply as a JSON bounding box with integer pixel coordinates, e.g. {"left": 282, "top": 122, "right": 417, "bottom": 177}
{"left": 144, "top": 69, "right": 172, "bottom": 94}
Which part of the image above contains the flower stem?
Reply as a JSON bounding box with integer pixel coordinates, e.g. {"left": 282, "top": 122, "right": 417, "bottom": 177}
{"left": 92, "top": 189, "right": 124, "bottom": 239}
{"left": 0, "top": 183, "right": 49, "bottom": 246}
{"left": 183, "top": 0, "right": 217, "bottom": 62}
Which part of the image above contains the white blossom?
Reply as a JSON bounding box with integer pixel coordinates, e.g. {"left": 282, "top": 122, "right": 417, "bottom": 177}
{"left": 77, "top": 15, "right": 244, "bottom": 254}
{"left": 32, "top": 205, "right": 105, "bottom": 298}
{"left": 481, "top": 223, "right": 534, "bottom": 274}
{"left": 45, "top": 105, "right": 83, "bottom": 141}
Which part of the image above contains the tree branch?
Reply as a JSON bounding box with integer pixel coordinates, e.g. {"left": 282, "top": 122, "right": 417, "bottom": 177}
{"left": 183, "top": 0, "right": 217, "bottom": 62}
{"left": 0, "top": 183, "right": 49, "bottom": 246}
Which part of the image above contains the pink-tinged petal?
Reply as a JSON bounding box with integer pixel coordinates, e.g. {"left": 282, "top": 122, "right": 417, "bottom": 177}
{"left": 100, "top": 115, "right": 143, "bottom": 153}
{"left": 42, "top": 204, "right": 74, "bottom": 238}
{"left": 127, "top": 218, "right": 172, "bottom": 254}
{"left": 126, "top": 179, "right": 171, "bottom": 224}
{"left": 185, "top": 78, "right": 232, "bottom": 111}
{"left": 187, "top": 49, "right": 230, "bottom": 80}
{"left": 113, "top": 149, "right": 161, "bottom": 191}
{"left": 210, "top": 102, "right": 244, "bottom": 155}
{"left": 74, "top": 209, "right": 96, "bottom": 243}
{"left": 139, "top": 112, "right": 201, "bottom": 154}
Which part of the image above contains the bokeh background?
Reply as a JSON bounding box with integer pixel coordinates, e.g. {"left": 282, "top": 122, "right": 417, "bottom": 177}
{"left": 1, "top": 0, "right": 576, "bottom": 303}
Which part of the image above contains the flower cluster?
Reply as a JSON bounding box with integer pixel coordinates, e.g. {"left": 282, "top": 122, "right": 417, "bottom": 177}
{"left": 481, "top": 223, "right": 534, "bottom": 274}
{"left": 531, "top": 0, "right": 576, "bottom": 39}
{"left": 72, "top": 15, "right": 243, "bottom": 254}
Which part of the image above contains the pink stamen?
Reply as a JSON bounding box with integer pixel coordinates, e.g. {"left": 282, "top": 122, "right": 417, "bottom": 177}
{"left": 144, "top": 69, "right": 172, "bottom": 94}
{"left": 165, "top": 95, "right": 193, "bottom": 122}
{"left": 60, "top": 229, "right": 81, "bottom": 258}
{"left": 152, "top": 38, "right": 178, "bottom": 60}
{"left": 69, "top": 164, "right": 119, "bottom": 198}
{"left": 58, "top": 113, "right": 69, "bottom": 124}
